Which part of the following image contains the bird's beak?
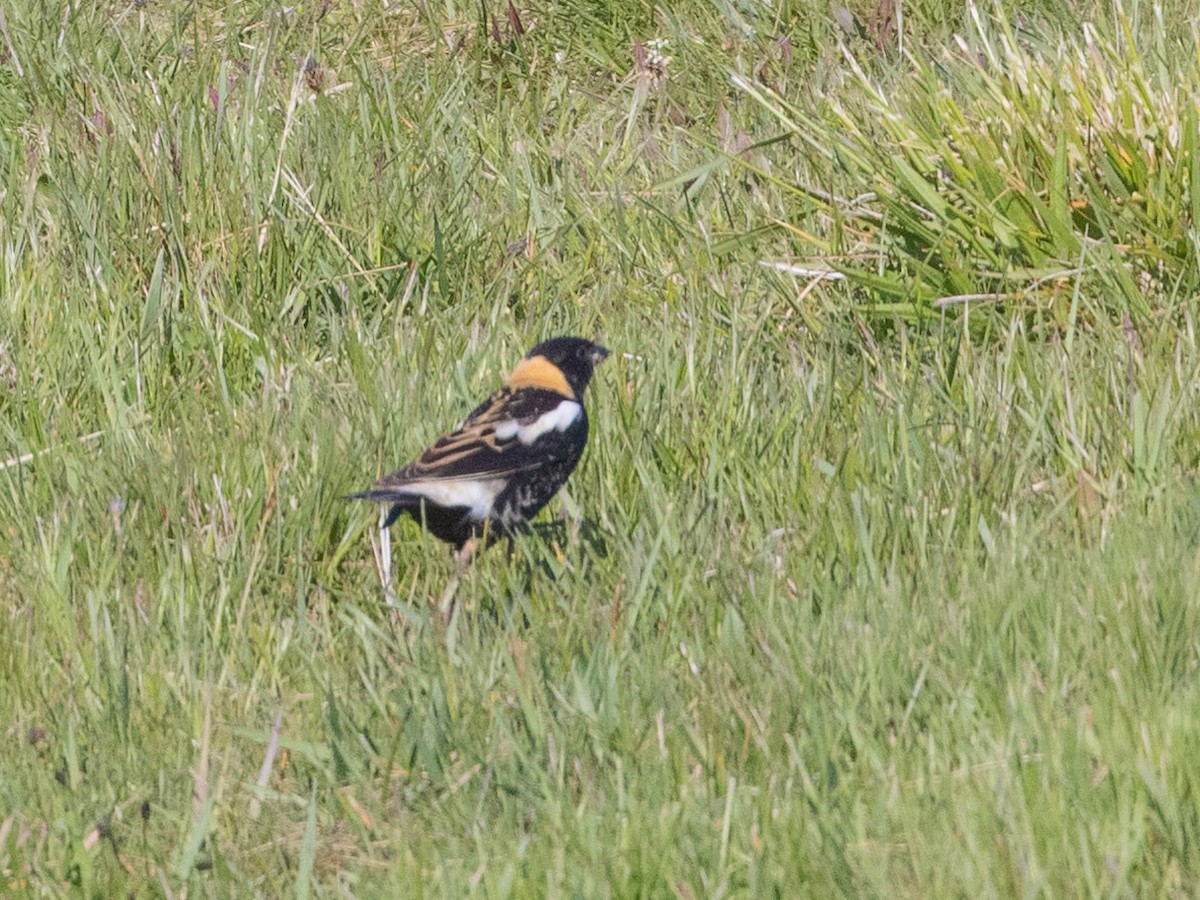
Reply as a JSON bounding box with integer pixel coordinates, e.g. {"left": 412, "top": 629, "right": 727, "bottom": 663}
{"left": 592, "top": 344, "right": 611, "bottom": 365}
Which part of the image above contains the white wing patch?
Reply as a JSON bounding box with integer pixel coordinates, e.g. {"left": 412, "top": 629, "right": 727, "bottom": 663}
{"left": 395, "top": 479, "right": 505, "bottom": 521}
{"left": 493, "top": 400, "right": 582, "bottom": 446}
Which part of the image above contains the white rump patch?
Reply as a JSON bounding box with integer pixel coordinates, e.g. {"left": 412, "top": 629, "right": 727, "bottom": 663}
{"left": 399, "top": 478, "right": 505, "bottom": 521}
{"left": 493, "top": 400, "right": 582, "bottom": 446}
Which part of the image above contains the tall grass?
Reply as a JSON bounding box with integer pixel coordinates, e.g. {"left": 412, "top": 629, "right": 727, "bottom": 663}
{"left": 1, "top": 0, "right": 1199, "bottom": 895}
{"left": 738, "top": 2, "right": 1200, "bottom": 323}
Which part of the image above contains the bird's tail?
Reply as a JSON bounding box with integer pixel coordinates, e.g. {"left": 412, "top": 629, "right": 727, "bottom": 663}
{"left": 345, "top": 489, "right": 418, "bottom": 530}
{"left": 344, "top": 488, "right": 416, "bottom": 503}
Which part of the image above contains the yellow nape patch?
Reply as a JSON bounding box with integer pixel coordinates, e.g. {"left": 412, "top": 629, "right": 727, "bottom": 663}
{"left": 506, "top": 355, "right": 575, "bottom": 397}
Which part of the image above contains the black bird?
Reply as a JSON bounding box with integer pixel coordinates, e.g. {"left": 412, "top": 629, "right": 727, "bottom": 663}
{"left": 350, "top": 336, "right": 609, "bottom": 559}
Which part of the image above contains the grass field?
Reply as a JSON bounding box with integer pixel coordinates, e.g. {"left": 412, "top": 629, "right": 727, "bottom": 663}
{"left": 3, "top": 0, "right": 1200, "bottom": 895}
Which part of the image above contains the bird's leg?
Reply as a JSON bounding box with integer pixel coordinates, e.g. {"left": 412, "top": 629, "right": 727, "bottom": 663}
{"left": 438, "top": 537, "right": 479, "bottom": 623}
{"left": 452, "top": 536, "right": 482, "bottom": 567}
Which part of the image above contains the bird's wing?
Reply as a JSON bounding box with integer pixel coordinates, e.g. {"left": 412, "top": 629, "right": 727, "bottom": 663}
{"left": 369, "top": 387, "right": 584, "bottom": 491}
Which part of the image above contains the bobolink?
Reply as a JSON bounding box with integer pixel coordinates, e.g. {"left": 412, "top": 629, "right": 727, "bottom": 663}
{"left": 350, "top": 336, "right": 609, "bottom": 557}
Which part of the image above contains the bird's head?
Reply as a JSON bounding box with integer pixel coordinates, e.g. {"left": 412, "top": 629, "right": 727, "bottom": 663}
{"left": 509, "top": 336, "right": 610, "bottom": 398}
